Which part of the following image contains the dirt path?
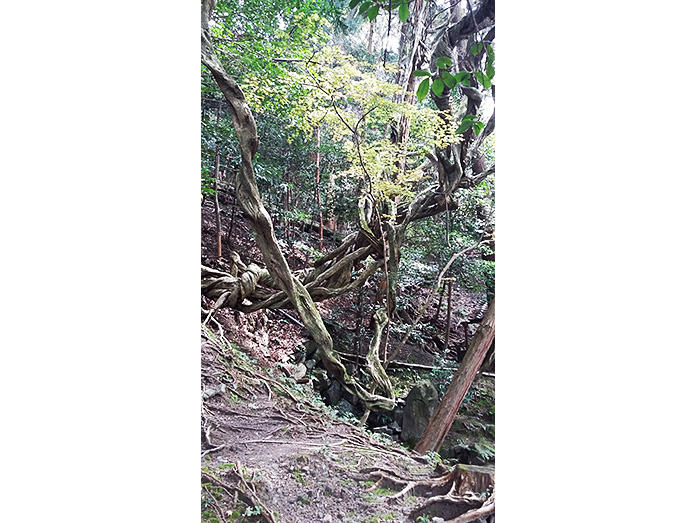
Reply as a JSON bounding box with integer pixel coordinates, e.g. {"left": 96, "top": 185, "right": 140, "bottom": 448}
{"left": 201, "top": 327, "right": 499, "bottom": 523}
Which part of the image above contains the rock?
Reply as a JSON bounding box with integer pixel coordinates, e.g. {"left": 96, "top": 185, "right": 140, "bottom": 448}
{"left": 388, "top": 420, "right": 402, "bottom": 433}
{"left": 344, "top": 362, "right": 355, "bottom": 375}
{"left": 285, "top": 363, "right": 307, "bottom": 380}
{"left": 393, "top": 407, "right": 404, "bottom": 425}
{"left": 323, "top": 379, "right": 342, "bottom": 406}
{"left": 336, "top": 398, "right": 354, "bottom": 416}
{"left": 372, "top": 426, "right": 392, "bottom": 435}
{"left": 312, "top": 369, "right": 331, "bottom": 391}
{"left": 302, "top": 339, "right": 319, "bottom": 359}
{"left": 401, "top": 380, "right": 439, "bottom": 445}
{"left": 432, "top": 518, "right": 445, "bottom": 523}
{"left": 202, "top": 383, "right": 226, "bottom": 399}
{"left": 321, "top": 515, "right": 332, "bottom": 523}
{"left": 303, "top": 359, "right": 316, "bottom": 373}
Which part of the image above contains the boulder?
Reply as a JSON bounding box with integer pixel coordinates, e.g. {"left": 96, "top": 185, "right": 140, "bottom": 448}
{"left": 335, "top": 398, "right": 355, "bottom": 417}
{"left": 323, "top": 379, "right": 342, "bottom": 406}
{"left": 401, "top": 380, "right": 439, "bottom": 445}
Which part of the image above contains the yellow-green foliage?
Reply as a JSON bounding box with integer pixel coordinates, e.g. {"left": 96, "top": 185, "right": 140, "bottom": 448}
{"left": 223, "top": 31, "right": 462, "bottom": 208}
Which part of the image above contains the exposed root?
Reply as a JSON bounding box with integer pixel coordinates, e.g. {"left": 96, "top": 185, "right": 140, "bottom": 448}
{"left": 443, "top": 490, "right": 494, "bottom": 523}
{"left": 361, "top": 464, "right": 494, "bottom": 521}
{"left": 202, "top": 468, "right": 277, "bottom": 523}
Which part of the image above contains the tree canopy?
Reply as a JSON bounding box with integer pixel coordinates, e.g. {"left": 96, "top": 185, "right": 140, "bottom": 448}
{"left": 201, "top": 0, "right": 495, "bottom": 411}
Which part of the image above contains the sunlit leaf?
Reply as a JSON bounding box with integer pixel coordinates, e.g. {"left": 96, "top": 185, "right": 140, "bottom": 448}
{"left": 413, "top": 70, "right": 431, "bottom": 77}
{"left": 399, "top": 3, "right": 409, "bottom": 22}
{"left": 367, "top": 5, "right": 379, "bottom": 20}
{"left": 455, "top": 119, "right": 474, "bottom": 134}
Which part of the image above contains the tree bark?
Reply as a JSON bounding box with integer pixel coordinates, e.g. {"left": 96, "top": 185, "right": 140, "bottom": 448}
{"left": 444, "top": 277, "right": 453, "bottom": 354}
{"left": 414, "top": 298, "right": 495, "bottom": 454}
{"left": 201, "top": 0, "right": 394, "bottom": 411}
{"left": 213, "top": 104, "right": 223, "bottom": 260}
{"left": 315, "top": 126, "right": 324, "bottom": 252}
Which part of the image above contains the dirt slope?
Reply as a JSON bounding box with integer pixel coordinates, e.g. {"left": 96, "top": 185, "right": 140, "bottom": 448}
{"left": 202, "top": 330, "right": 444, "bottom": 523}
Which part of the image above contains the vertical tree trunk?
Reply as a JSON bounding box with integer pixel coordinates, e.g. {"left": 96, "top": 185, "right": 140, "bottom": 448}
{"left": 315, "top": 126, "right": 324, "bottom": 252}
{"left": 435, "top": 282, "right": 447, "bottom": 322}
{"left": 213, "top": 104, "right": 223, "bottom": 260}
{"left": 367, "top": 18, "right": 375, "bottom": 54}
{"left": 202, "top": 0, "right": 395, "bottom": 411}
{"left": 414, "top": 298, "right": 495, "bottom": 454}
{"left": 213, "top": 145, "right": 222, "bottom": 260}
{"left": 444, "top": 277, "right": 453, "bottom": 354}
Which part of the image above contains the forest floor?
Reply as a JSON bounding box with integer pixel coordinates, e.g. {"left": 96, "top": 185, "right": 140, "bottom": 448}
{"left": 200, "top": 196, "right": 494, "bottom": 523}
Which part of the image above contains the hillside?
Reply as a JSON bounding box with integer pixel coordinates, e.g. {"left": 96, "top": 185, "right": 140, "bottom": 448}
{"left": 201, "top": 200, "right": 495, "bottom": 523}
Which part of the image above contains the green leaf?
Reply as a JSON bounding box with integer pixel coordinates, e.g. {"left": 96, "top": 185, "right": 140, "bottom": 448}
{"left": 358, "top": 1, "right": 371, "bottom": 14}
{"left": 416, "top": 78, "right": 430, "bottom": 101}
{"left": 432, "top": 77, "right": 444, "bottom": 97}
{"left": 473, "top": 121, "right": 485, "bottom": 135}
{"left": 399, "top": 3, "right": 409, "bottom": 22}
{"left": 349, "top": 0, "right": 362, "bottom": 8}
{"left": 472, "top": 42, "right": 483, "bottom": 56}
{"left": 413, "top": 69, "right": 431, "bottom": 77}
{"left": 482, "top": 75, "right": 491, "bottom": 89}
{"left": 486, "top": 63, "right": 495, "bottom": 80}
{"left": 474, "top": 71, "right": 486, "bottom": 85}
{"left": 435, "top": 56, "right": 452, "bottom": 69}
{"left": 455, "top": 119, "right": 475, "bottom": 134}
{"left": 367, "top": 5, "right": 379, "bottom": 20}
{"left": 441, "top": 71, "right": 456, "bottom": 89}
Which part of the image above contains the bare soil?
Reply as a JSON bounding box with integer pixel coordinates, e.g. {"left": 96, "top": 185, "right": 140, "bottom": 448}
{"left": 201, "top": 333, "right": 448, "bottom": 523}
{"left": 200, "top": 200, "right": 494, "bottom": 523}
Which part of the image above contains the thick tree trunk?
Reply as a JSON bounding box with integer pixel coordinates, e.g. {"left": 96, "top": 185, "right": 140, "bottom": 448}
{"left": 414, "top": 298, "right": 495, "bottom": 454}
{"left": 201, "top": 0, "right": 394, "bottom": 411}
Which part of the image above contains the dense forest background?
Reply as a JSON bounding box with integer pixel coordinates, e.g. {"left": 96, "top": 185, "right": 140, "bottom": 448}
{"left": 3, "top": 2, "right": 696, "bottom": 523}
{"left": 199, "top": 2, "right": 498, "bottom": 520}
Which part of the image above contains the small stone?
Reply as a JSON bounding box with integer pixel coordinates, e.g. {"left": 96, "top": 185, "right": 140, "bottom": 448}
{"left": 202, "top": 383, "right": 225, "bottom": 399}
{"left": 388, "top": 420, "right": 402, "bottom": 433}
{"left": 432, "top": 518, "right": 445, "bottom": 523}
{"left": 321, "top": 515, "right": 332, "bottom": 523}
{"left": 287, "top": 362, "right": 307, "bottom": 380}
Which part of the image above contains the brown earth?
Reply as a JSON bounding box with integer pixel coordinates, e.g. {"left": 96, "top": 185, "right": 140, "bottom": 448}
{"left": 200, "top": 198, "right": 494, "bottom": 523}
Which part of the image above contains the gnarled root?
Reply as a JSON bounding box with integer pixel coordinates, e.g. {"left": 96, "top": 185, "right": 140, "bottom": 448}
{"left": 362, "top": 464, "right": 494, "bottom": 522}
